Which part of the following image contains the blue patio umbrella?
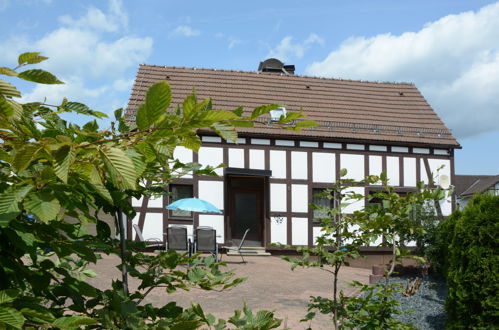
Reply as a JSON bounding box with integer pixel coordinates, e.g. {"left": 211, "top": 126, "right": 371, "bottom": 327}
{"left": 166, "top": 197, "right": 222, "bottom": 214}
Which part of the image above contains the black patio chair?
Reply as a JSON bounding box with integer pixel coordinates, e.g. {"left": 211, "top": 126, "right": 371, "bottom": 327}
{"left": 167, "top": 225, "right": 191, "bottom": 256}
{"left": 194, "top": 226, "right": 218, "bottom": 261}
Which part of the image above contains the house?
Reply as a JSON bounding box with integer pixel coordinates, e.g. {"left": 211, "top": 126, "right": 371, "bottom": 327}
{"left": 125, "top": 58, "right": 460, "bottom": 251}
{"left": 454, "top": 174, "right": 499, "bottom": 209}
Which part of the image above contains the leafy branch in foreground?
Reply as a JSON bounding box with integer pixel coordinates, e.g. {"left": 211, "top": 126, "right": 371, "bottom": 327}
{"left": 0, "top": 52, "right": 309, "bottom": 329}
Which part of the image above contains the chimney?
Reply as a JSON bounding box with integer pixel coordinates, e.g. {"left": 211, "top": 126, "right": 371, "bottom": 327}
{"left": 258, "top": 58, "right": 295, "bottom": 75}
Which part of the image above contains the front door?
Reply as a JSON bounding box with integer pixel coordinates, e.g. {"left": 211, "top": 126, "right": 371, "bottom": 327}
{"left": 228, "top": 177, "right": 264, "bottom": 245}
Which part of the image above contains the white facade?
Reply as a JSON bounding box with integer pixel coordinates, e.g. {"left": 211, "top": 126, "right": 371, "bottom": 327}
{"left": 133, "top": 137, "right": 455, "bottom": 250}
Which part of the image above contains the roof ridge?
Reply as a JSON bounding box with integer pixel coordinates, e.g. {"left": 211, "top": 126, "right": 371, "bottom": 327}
{"left": 138, "top": 63, "right": 415, "bottom": 86}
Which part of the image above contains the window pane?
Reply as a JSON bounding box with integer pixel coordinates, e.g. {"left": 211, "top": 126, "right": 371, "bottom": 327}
{"left": 313, "top": 188, "right": 332, "bottom": 222}
{"left": 171, "top": 185, "right": 193, "bottom": 217}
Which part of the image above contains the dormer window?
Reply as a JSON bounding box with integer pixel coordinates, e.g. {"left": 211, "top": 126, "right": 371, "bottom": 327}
{"left": 269, "top": 107, "right": 286, "bottom": 122}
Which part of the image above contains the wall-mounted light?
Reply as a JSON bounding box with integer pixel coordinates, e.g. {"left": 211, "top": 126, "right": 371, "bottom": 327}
{"left": 274, "top": 215, "right": 284, "bottom": 224}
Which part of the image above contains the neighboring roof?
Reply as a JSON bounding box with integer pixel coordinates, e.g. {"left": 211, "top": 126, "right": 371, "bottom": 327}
{"left": 456, "top": 174, "right": 499, "bottom": 197}
{"left": 126, "top": 65, "right": 460, "bottom": 147}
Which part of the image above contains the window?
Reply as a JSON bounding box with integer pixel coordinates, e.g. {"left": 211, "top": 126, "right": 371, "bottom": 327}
{"left": 486, "top": 183, "right": 499, "bottom": 196}
{"left": 312, "top": 188, "right": 335, "bottom": 224}
{"left": 169, "top": 184, "right": 193, "bottom": 218}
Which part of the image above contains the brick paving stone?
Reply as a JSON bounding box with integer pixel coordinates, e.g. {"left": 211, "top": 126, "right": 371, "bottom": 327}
{"left": 87, "top": 253, "right": 371, "bottom": 329}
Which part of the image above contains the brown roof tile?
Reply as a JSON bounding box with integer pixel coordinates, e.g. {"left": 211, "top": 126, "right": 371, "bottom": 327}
{"left": 126, "top": 65, "right": 460, "bottom": 147}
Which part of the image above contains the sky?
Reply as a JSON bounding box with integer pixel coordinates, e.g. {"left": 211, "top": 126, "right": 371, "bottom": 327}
{"left": 0, "top": 0, "right": 498, "bottom": 175}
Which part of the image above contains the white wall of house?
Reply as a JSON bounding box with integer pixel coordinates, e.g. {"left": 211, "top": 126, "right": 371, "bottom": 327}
{"left": 199, "top": 214, "right": 225, "bottom": 243}
{"left": 198, "top": 180, "right": 224, "bottom": 210}
{"left": 312, "top": 152, "right": 335, "bottom": 183}
{"left": 228, "top": 148, "right": 244, "bottom": 168}
{"left": 270, "top": 183, "right": 287, "bottom": 212}
{"left": 292, "top": 217, "right": 308, "bottom": 245}
{"left": 340, "top": 154, "right": 364, "bottom": 181}
{"left": 199, "top": 147, "right": 223, "bottom": 175}
{"left": 249, "top": 149, "right": 265, "bottom": 169}
{"left": 271, "top": 216, "right": 287, "bottom": 244}
{"left": 403, "top": 157, "right": 417, "bottom": 187}
{"left": 270, "top": 150, "right": 286, "bottom": 178}
{"left": 291, "top": 151, "right": 308, "bottom": 179}
{"left": 135, "top": 138, "right": 456, "bottom": 250}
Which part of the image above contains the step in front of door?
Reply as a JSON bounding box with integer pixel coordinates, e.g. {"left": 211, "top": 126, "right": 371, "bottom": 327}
{"left": 226, "top": 248, "right": 271, "bottom": 256}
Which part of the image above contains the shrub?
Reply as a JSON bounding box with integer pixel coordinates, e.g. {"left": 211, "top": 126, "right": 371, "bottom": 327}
{"left": 424, "top": 209, "right": 461, "bottom": 277}
{"left": 445, "top": 194, "right": 499, "bottom": 329}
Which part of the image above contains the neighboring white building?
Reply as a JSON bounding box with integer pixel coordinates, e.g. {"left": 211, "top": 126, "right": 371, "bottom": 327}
{"left": 125, "top": 59, "right": 460, "bottom": 251}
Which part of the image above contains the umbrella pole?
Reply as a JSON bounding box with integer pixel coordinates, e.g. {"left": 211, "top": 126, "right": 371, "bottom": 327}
{"left": 116, "top": 207, "right": 129, "bottom": 296}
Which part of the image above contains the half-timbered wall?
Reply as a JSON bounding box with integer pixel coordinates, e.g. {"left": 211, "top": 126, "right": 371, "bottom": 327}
{"left": 130, "top": 135, "right": 455, "bottom": 249}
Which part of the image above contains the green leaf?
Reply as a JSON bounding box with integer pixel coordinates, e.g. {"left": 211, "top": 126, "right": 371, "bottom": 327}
{"left": 0, "top": 290, "right": 19, "bottom": 305}
{"left": 135, "top": 142, "right": 157, "bottom": 162}
{"left": 279, "top": 111, "right": 304, "bottom": 123}
{"left": 62, "top": 102, "right": 108, "bottom": 118}
{"left": 183, "top": 92, "right": 197, "bottom": 118}
{"left": 210, "top": 122, "right": 237, "bottom": 142}
{"left": 20, "top": 307, "right": 55, "bottom": 324}
{"left": 12, "top": 144, "right": 43, "bottom": 172}
{"left": 99, "top": 147, "right": 138, "bottom": 190}
{"left": 202, "top": 110, "right": 239, "bottom": 121}
{"left": 0, "top": 67, "right": 18, "bottom": 77}
{"left": 0, "top": 185, "right": 32, "bottom": 227}
{"left": 0, "top": 307, "right": 25, "bottom": 329}
{"left": 24, "top": 192, "right": 61, "bottom": 223}
{"left": 181, "top": 135, "right": 202, "bottom": 152}
{"left": 340, "top": 168, "right": 348, "bottom": 177}
{"left": 114, "top": 108, "right": 123, "bottom": 120}
{"left": 135, "top": 103, "right": 148, "bottom": 130}
{"left": 250, "top": 104, "right": 280, "bottom": 119}
{"left": 293, "top": 120, "right": 318, "bottom": 129}
{"left": 140, "top": 81, "right": 172, "bottom": 128}
{"left": 0, "top": 79, "right": 21, "bottom": 98}
{"left": 18, "top": 69, "right": 63, "bottom": 84}
{"left": 86, "top": 165, "right": 112, "bottom": 202}
{"left": 52, "top": 315, "right": 98, "bottom": 330}
{"left": 18, "top": 52, "right": 48, "bottom": 65}
{"left": 0, "top": 97, "right": 15, "bottom": 117}
{"left": 232, "top": 106, "right": 244, "bottom": 116}
{"left": 53, "top": 145, "right": 74, "bottom": 183}
{"left": 124, "top": 149, "right": 146, "bottom": 177}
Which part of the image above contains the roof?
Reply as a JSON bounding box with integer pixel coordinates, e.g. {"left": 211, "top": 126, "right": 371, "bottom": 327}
{"left": 126, "top": 64, "right": 460, "bottom": 147}
{"left": 455, "top": 174, "right": 499, "bottom": 197}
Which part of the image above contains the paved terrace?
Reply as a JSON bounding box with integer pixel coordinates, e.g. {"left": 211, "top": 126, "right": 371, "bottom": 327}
{"left": 87, "top": 254, "right": 371, "bottom": 329}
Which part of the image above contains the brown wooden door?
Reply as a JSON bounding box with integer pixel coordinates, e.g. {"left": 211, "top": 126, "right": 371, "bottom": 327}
{"left": 230, "top": 186, "right": 263, "bottom": 243}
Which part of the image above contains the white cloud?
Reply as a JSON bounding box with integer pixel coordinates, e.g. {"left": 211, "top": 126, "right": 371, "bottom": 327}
{"left": 170, "top": 25, "right": 201, "bottom": 38}
{"left": 22, "top": 76, "right": 108, "bottom": 105}
{"left": 268, "top": 33, "right": 324, "bottom": 62}
{"left": 306, "top": 2, "right": 499, "bottom": 138}
{"left": 0, "top": 0, "right": 151, "bottom": 127}
{"left": 305, "top": 33, "right": 324, "bottom": 46}
{"left": 58, "top": 0, "right": 127, "bottom": 32}
{"left": 0, "top": 0, "right": 151, "bottom": 107}
{"left": 112, "top": 78, "right": 134, "bottom": 92}
{"left": 227, "top": 37, "right": 241, "bottom": 50}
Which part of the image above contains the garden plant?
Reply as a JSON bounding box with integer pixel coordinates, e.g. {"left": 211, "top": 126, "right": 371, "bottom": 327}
{"left": 0, "top": 53, "right": 316, "bottom": 329}
{"left": 281, "top": 172, "right": 445, "bottom": 329}
{"left": 439, "top": 194, "right": 498, "bottom": 329}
